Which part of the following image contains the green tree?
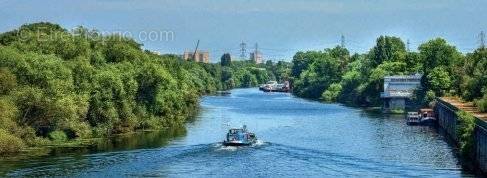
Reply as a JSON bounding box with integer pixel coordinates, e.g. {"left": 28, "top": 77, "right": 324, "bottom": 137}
{"left": 419, "top": 38, "right": 461, "bottom": 74}
{"left": 293, "top": 52, "right": 342, "bottom": 98}
{"left": 419, "top": 38, "right": 462, "bottom": 96}
{"left": 369, "top": 36, "right": 406, "bottom": 67}
{"left": 327, "top": 46, "right": 350, "bottom": 70}
{"left": 427, "top": 67, "right": 452, "bottom": 96}
{"left": 461, "top": 48, "right": 487, "bottom": 100}
{"left": 220, "top": 53, "right": 231, "bottom": 66}
{"left": 291, "top": 51, "right": 320, "bottom": 78}
{"left": 0, "top": 67, "right": 17, "bottom": 95}
{"left": 321, "top": 83, "right": 342, "bottom": 102}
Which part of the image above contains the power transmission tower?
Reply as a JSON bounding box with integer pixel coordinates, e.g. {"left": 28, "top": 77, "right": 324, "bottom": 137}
{"left": 340, "top": 34, "right": 345, "bottom": 48}
{"left": 407, "top": 39, "right": 410, "bottom": 52}
{"left": 240, "top": 41, "right": 247, "bottom": 59}
{"left": 480, "top": 31, "right": 486, "bottom": 49}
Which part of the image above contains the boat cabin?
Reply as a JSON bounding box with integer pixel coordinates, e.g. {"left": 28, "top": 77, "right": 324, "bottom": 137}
{"left": 227, "top": 129, "right": 246, "bottom": 141}
{"left": 226, "top": 128, "right": 255, "bottom": 142}
{"left": 407, "top": 112, "right": 421, "bottom": 125}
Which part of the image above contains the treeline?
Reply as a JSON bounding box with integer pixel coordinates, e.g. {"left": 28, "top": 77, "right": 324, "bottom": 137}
{"left": 291, "top": 36, "right": 487, "bottom": 110}
{"left": 0, "top": 22, "right": 280, "bottom": 153}
{"left": 219, "top": 53, "right": 291, "bottom": 89}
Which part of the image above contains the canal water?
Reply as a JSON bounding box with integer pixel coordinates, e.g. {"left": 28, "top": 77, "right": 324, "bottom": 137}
{"left": 0, "top": 88, "right": 473, "bottom": 177}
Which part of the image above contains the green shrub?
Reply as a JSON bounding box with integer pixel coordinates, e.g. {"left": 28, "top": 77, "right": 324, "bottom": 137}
{"left": 63, "top": 120, "right": 92, "bottom": 139}
{"left": 474, "top": 95, "right": 487, "bottom": 112}
{"left": 456, "top": 111, "right": 475, "bottom": 157}
{"left": 426, "top": 90, "right": 436, "bottom": 101}
{"left": 0, "top": 97, "right": 19, "bottom": 132}
{"left": 321, "top": 83, "right": 342, "bottom": 102}
{"left": 0, "top": 129, "right": 25, "bottom": 154}
{"left": 48, "top": 130, "right": 68, "bottom": 142}
{"left": 0, "top": 67, "right": 17, "bottom": 95}
{"left": 27, "top": 136, "right": 52, "bottom": 146}
{"left": 390, "top": 108, "right": 405, "bottom": 114}
{"left": 92, "top": 124, "right": 113, "bottom": 138}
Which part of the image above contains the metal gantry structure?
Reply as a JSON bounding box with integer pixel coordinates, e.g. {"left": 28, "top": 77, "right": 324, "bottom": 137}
{"left": 240, "top": 42, "right": 247, "bottom": 59}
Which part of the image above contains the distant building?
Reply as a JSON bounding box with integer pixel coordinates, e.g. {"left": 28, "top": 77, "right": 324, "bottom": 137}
{"left": 380, "top": 74, "right": 422, "bottom": 112}
{"left": 183, "top": 51, "right": 209, "bottom": 63}
{"left": 250, "top": 51, "right": 263, "bottom": 64}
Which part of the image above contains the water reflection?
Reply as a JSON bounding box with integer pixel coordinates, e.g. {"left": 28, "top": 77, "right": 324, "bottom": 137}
{"left": 0, "top": 126, "right": 186, "bottom": 176}
{"left": 91, "top": 126, "right": 186, "bottom": 152}
{"left": 0, "top": 88, "right": 475, "bottom": 177}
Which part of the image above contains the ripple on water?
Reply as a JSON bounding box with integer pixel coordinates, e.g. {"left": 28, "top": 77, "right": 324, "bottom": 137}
{"left": 0, "top": 88, "right": 474, "bottom": 177}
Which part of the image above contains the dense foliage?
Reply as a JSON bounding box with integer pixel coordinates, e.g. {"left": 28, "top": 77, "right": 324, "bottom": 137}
{"left": 219, "top": 55, "right": 290, "bottom": 90}
{"left": 0, "top": 22, "right": 279, "bottom": 153}
{"left": 456, "top": 111, "right": 475, "bottom": 157}
{"left": 291, "top": 36, "right": 487, "bottom": 108}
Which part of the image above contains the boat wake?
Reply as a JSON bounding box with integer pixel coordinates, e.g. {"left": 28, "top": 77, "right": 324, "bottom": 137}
{"left": 8, "top": 141, "right": 462, "bottom": 177}
{"left": 251, "top": 139, "right": 266, "bottom": 147}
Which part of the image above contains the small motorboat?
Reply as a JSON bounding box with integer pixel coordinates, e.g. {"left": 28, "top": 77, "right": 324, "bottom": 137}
{"left": 418, "top": 108, "right": 436, "bottom": 125}
{"left": 259, "top": 81, "right": 277, "bottom": 91}
{"left": 407, "top": 112, "right": 421, "bottom": 125}
{"left": 406, "top": 108, "right": 437, "bottom": 126}
{"left": 259, "top": 81, "right": 290, "bottom": 93}
{"left": 222, "top": 125, "right": 257, "bottom": 146}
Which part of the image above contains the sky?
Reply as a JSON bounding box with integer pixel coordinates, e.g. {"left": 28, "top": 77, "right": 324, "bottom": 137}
{"left": 1, "top": 0, "right": 486, "bottom": 62}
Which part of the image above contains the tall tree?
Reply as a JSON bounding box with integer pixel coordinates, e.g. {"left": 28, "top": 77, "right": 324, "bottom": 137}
{"left": 220, "top": 53, "right": 231, "bottom": 66}
{"left": 327, "top": 46, "right": 350, "bottom": 71}
{"left": 369, "top": 36, "right": 407, "bottom": 67}
{"left": 419, "top": 38, "right": 462, "bottom": 95}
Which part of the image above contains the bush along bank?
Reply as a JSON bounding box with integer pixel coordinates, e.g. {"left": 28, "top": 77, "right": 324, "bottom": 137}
{"left": 0, "top": 22, "right": 282, "bottom": 154}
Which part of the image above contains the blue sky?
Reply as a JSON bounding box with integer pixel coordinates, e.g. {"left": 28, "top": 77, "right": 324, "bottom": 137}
{"left": 1, "top": 0, "right": 486, "bottom": 62}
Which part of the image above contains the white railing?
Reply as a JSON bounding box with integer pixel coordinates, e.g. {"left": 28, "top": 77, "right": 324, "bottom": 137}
{"left": 380, "top": 91, "right": 413, "bottom": 98}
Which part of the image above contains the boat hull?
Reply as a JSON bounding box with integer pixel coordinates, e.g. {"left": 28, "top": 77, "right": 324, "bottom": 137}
{"left": 222, "top": 142, "right": 253, "bottom": 146}
{"left": 222, "top": 139, "right": 257, "bottom": 146}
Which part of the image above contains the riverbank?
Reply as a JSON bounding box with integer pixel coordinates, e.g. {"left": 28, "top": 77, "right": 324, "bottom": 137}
{"left": 2, "top": 127, "right": 187, "bottom": 162}
{"left": 435, "top": 97, "right": 487, "bottom": 174}
{"left": 0, "top": 22, "right": 287, "bottom": 155}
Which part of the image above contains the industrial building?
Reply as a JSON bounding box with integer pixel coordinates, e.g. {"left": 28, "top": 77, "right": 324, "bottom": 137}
{"left": 183, "top": 51, "right": 209, "bottom": 63}
{"left": 250, "top": 51, "right": 263, "bottom": 64}
{"left": 380, "top": 74, "right": 422, "bottom": 113}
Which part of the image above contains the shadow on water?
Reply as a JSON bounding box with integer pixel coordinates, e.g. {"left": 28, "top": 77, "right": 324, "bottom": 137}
{"left": 0, "top": 126, "right": 187, "bottom": 176}
{"left": 89, "top": 126, "right": 187, "bottom": 153}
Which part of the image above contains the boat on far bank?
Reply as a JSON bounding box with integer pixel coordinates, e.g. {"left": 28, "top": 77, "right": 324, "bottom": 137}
{"left": 259, "top": 81, "right": 290, "bottom": 92}
{"left": 407, "top": 108, "right": 436, "bottom": 126}
{"left": 222, "top": 125, "right": 257, "bottom": 146}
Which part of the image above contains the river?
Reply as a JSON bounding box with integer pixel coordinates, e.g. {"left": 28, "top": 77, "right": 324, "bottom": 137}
{"left": 0, "top": 88, "right": 474, "bottom": 177}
